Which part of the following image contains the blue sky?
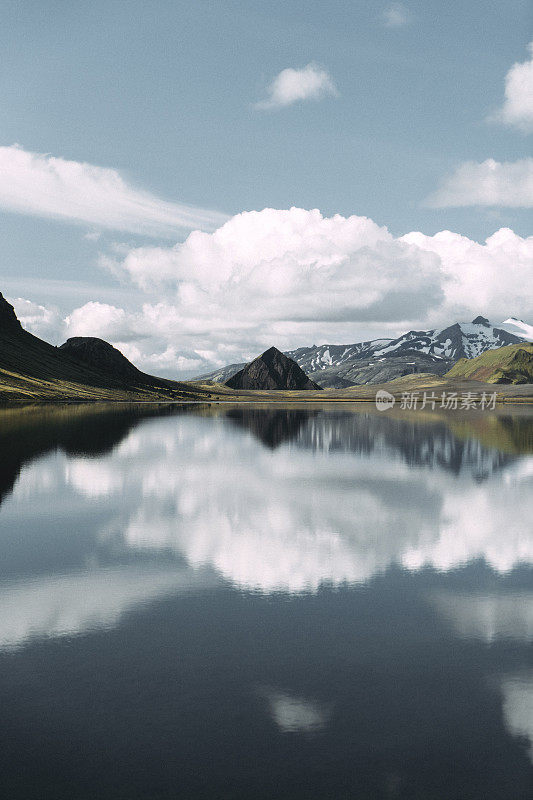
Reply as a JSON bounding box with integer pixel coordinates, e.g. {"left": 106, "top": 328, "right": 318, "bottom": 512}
{"left": 1, "top": 0, "right": 532, "bottom": 375}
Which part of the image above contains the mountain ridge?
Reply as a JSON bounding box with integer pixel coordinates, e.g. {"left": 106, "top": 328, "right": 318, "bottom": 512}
{"left": 196, "top": 316, "right": 526, "bottom": 387}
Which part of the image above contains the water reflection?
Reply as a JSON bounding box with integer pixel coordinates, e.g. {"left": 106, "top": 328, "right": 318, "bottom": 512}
{"left": 431, "top": 591, "right": 533, "bottom": 642}
{"left": 502, "top": 675, "right": 533, "bottom": 762}
{"left": 1, "top": 403, "right": 533, "bottom": 798}
{"left": 1, "top": 404, "right": 532, "bottom": 596}
{"left": 0, "top": 565, "right": 215, "bottom": 650}
{"left": 259, "top": 687, "right": 331, "bottom": 733}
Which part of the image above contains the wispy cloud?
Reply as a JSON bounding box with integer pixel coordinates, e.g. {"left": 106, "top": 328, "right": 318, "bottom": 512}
{"left": 427, "top": 158, "right": 533, "bottom": 208}
{"left": 381, "top": 3, "right": 409, "bottom": 28}
{"left": 255, "top": 64, "right": 338, "bottom": 110}
{"left": 0, "top": 145, "right": 228, "bottom": 237}
{"left": 491, "top": 41, "right": 533, "bottom": 133}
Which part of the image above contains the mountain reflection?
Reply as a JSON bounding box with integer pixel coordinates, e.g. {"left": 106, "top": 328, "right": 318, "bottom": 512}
{"left": 1, "top": 404, "right": 531, "bottom": 596}
{"left": 226, "top": 408, "right": 313, "bottom": 448}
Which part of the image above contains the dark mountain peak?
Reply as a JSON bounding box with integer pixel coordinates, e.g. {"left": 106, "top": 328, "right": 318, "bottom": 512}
{"left": 226, "top": 347, "right": 321, "bottom": 391}
{"left": 59, "top": 336, "right": 143, "bottom": 380}
{"left": 0, "top": 292, "right": 22, "bottom": 332}
{"left": 260, "top": 346, "right": 284, "bottom": 362}
{"left": 472, "top": 316, "right": 490, "bottom": 326}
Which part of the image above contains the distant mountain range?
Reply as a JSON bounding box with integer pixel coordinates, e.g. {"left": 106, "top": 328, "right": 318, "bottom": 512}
{"left": 2, "top": 287, "right": 532, "bottom": 400}
{"left": 197, "top": 316, "right": 532, "bottom": 387}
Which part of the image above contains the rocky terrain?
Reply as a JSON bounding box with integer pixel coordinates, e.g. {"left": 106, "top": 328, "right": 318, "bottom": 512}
{"left": 226, "top": 347, "right": 321, "bottom": 390}
{"left": 198, "top": 317, "right": 526, "bottom": 388}
{"left": 59, "top": 337, "right": 147, "bottom": 382}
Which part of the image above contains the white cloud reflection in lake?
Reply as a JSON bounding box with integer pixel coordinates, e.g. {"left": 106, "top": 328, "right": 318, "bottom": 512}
{"left": 3, "top": 411, "right": 530, "bottom": 595}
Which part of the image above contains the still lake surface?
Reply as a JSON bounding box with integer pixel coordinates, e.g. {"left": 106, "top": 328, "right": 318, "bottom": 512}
{"left": 1, "top": 402, "right": 533, "bottom": 799}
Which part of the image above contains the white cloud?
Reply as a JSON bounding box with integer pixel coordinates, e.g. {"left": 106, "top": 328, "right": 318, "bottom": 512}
{"left": 427, "top": 158, "right": 533, "bottom": 208}
{"left": 65, "top": 301, "right": 144, "bottom": 342}
{"left": 10, "top": 297, "right": 63, "bottom": 342}
{"left": 84, "top": 231, "right": 101, "bottom": 242}
{"left": 492, "top": 41, "right": 533, "bottom": 132}
{"left": 255, "top": 64, "right": 338, "bottom": 110}
{"left": 22, "top": 208, "right": 533, "bottom": 378}
{"left": 0, "top": 144, "right": 227, "bottom": 237}
{"left": 401, "top": 226, "right": 533, "bottom": 323}
{"left": 382, "top": 3, "right": 409, "bottom": 28}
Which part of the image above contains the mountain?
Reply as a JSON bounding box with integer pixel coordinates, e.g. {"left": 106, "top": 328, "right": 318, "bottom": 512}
{"left": 0, "top": 293, "right": 210, "bottom": 402}
{"left": 225, "top": 347, "right": 321, "bottom": 390}
{"left": 0, "top": 292, "right": 23, "bottom": 332}
{"left": 499, "top": 318, "right": 533, "bottom": 342}
{"left": 59, "top": 337, "right": 146, "bottom": 382}
{"left": 198, "top": 317, "right": 525, "bottom": 388}
{"left": 197, "top": 361, "right": 247, "bottom": 384}
{"left": 445, "top": 342, "right": 533, "bottom": 384}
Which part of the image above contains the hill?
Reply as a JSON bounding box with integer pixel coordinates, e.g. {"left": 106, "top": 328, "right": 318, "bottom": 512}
{"left": 59, "top": 337, "right": 148, "bottom": 382}
{"left": 0, "top": 293, "right": 210, "bottom": 403}
{"left": 445, "top": 343, "right": 533, "bottom": 384}
{"left": 225, "top": 347, "right": 321, "bottom": 390}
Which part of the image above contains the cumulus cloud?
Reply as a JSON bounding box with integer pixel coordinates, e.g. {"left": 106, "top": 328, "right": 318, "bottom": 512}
{"left": 255, "top": 64, "right": 338, "bottom": 110}
{"left": 401, "top": 226, "right": 533, "bottom": 323}
{"left": 22, "top": 207, "right": 533, "bottom": 378}
{"left": 427, "top": 158, "right": 533, "bottom": 208}
{"left": 65, "top": 301, "right": 145, "bottom": 342}
{"left": 10, "top": 297, "right": 63, "bottom": 342}
{"left": 492, "top": 41, "right": 533, "bottom": 132}
{"left": 0, "top": 144, "right": 227, "bottom": 237}
{"left": 381, "top": 3, "right": 409, "bottom": 28}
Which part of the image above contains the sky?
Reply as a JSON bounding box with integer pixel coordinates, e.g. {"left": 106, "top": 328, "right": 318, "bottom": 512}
{"left": 0, "top": 0, "right": 532, "bottom": 377}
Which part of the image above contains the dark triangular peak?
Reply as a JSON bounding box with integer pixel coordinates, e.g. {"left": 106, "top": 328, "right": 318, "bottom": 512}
{"left": 472, "top": 316, "right": 491, "bottom": 326}
{"left": 0, "top": 292, "right": 22, "bottom": 332}
{"left": 226, "top": 346, "right": 322, "bottom": 390}
{"left": 59, "top": 337, "right": 144, "bottom": 381}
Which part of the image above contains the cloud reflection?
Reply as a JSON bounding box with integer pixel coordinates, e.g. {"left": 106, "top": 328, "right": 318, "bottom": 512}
{"left": 260, "top": 687, "right": 330, "bottom": 733}
{"left": 4, "top": 411, "right": 533, "bottom": 595}
{"left": 502, "top": 675, "right": 533, "bottom": 763}
{"left": 0, "top": 566, "right": 214, "bottom": 651}
{"left": 431, "top": 592, "right": 533, "bottom": 643}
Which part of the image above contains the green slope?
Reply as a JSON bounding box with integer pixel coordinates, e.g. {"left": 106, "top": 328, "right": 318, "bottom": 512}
{"left": 445, "top": 342, "right": 533, "bottom": 384}
{"left": 0, "top": 293, "right": 210, "bottom": 402}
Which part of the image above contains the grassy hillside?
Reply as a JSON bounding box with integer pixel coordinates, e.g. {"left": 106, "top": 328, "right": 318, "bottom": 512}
{"left": 1, "top": 291, "right": 532, "bottom": 404}
{"left": 0, "top": 312, "right": 214, "bottom": 403}
{"left": 445, "top": 343, "right": 533, "bottom": 384}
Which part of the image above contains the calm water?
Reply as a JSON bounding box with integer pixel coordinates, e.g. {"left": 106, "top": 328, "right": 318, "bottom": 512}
{"left": 1, "top": 402, "right": 533, "bottom": 799}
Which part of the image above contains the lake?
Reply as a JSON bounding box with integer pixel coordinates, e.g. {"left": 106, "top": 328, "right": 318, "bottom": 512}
{"left": 1, "top": 402, "right": 532, "bottom": 799}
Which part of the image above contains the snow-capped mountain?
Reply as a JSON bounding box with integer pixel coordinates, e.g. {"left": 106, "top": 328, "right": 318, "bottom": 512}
{"left": 285, "top": 339, "right": 392, "bottom": 373}
{"left": 499, "top": 318, "right": 533, "bottom": 342}
{"left": 284, "top": 317, "right": 523, "bottom": 386}
{"left": 195, "top": 316, "right": 528, "bottom": 387}
{"left": 365, "top": 316, "right": 521, "bottom": 361}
